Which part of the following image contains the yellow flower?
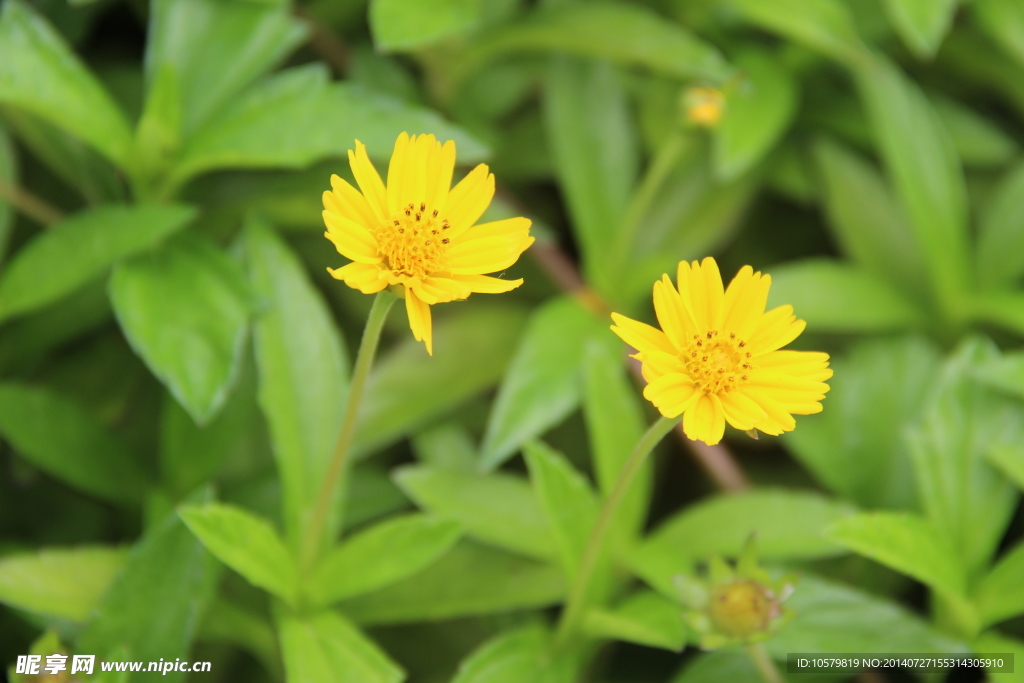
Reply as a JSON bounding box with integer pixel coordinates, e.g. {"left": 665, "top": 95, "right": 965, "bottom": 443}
{"left": 611, "top": 257, "right": 832, "bottom": 445}
{"left": 683, "top": 87, "right": 725, "bottom": 127}
{"left": 323, "top": 132, "right": 535, "bottom": 354}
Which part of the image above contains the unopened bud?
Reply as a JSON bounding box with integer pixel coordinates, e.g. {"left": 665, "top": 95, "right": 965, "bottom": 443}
{"left": 708, "top": 579, "right": 781, "bottom": 639}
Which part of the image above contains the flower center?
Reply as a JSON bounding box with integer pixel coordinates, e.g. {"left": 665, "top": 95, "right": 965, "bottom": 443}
{"left": 373, "top": 202, "right": 451, "bottom": 280}
{"left": 681, "top": 330, "right": 753, "bottom": 395}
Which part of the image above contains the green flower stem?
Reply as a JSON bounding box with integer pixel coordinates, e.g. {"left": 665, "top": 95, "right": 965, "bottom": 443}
{"left": 301, "top": 289, "right": 397, "bottom": 571}
{"left": 555, "top": 415, "right": 679, "bottom": 647}
{"left": 746, "top": 643, "right": 783, "bottom": 683}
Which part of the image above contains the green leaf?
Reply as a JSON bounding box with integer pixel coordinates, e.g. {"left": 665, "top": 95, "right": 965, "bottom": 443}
{"left": 132, "top": 64, "right": 181, "bottom": 188}
{"left": 765, "top": 259, "right": 925, "bottom": 332}
{"left": 452, "top": 625, "right": 577, "bottom": 683}
{"left": 620, "top": 138, "right": 758, "bottom": 306}
{"left": 582, "top": 340, "right": 649, "bottom": 542}
{"left": 671, "top": 650, "right": 771, "bottom": 683}
{"left": 356, "top": 305, "right": 525, "bottom": 454}
{"left": 309, "top": 513, "right": 462, "bottom": 606}
{"left": 975, "top": 541, "right": 1024, "bottom": 627}
{"left": 523, "top": 442, "right": 598, "bottom": 580}
{"left": 345, "top": 465, "right": 411, "bottom": 529}
{"left": 727, "top": 0, "right": 868, "bottom": 65}
{"left": 411, "top": 423, "right": 477, "bottom": 472}
{"left": 812, "top": 137, "right": 927, "bottom": 297}
{"left": 245, "top": 219, "right": 347, "bottom": 546}
{"left": 0, "top": 546, "right": 127, "bottom": 622}
{"left": 543, "top": 58, "right": 638, "bottom": 293}
{"left": 784, "top": 335, "right": 941, "bottom": 509}
{"left": 342, "top": 540, "right": 564, "bottom": 625}
{"left": 198, "top": 598, "right": 281, "bottom": 679}
{"left": 855, "top": 56, "right": 970, "bottom": 316}
{"left": 178, "top": 502, "right": 296, "bottom": 604}
{"left": 642, "top": 489, "right": 853, "bottom": 567}
{"left": 714, "top": 51, "right": 797, "bottom": 181}
{"left": 583, "top": 591, "right": 686, "bottom": 652}
{"left": 169, "top": 65, "right": 333, "bottom": 189}
{"left": 986, "top": 446, "right": 1024, "bottom": 492}
{"left": 278, "top": 609, "right": 404, "bottom": 683}
{"left": 972, "top": 0, "right": 1024, "bottom": 70}
{"left": 480, "top": 296, "right": 601, "bottom": 471}
{"left": 160, "top": 360, "right": 267, "bottom": 498}
{"left": 764, "top": 573, "right": 965, "bottom": 656}
{"left": 110, "top": 235, "right": 251, "bottom": 425}
{"left": 0, "top": 204, "right": 195, "bottom": 323}
{"left": 0, "top": 382, "right": 150, "bottom": 503}
{"left": 906, "top": 339, "right": 1022, "bottom": 575}
{"left": 826, "top": 512, "right": 966, "bottom": 598}
{"left": 78, "top": 488, "right": 221, "bottom": 683}
{"left": 977, "top": 160, "right": 1024, "bottom": 288}
{"left": 882, "top": 0, "right": 958, "bottom": 59}
{"left": 973, "top": 351, "right": 1024, "bottom": 402}
{"left": 972, "top": 291, "right": 1024, "bottom": 338}
{"left": 930, "top": 93, "right": 1017, "bottom": 167}
{"left": 460, "top": 1, "right": 731, "bottom": 84}
{"left": 0, "top": 0, "right": 133, "bottom": 166}
{"left": 146, "top": 0, "right": 307, "bottom": 134}
{"left": 371, "top": 0, "right": 482, "bottom": 52}
{"left": 394, "top": 465, "right": 557, "bottom": 561}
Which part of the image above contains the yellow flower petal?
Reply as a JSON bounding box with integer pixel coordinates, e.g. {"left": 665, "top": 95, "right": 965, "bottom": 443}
{"left": 347, "top": 142, "right": 388, "bottom": 223}
{"left": 643, "top": 374, "right": 700, "bottom": 417}
{"left": 680, "top": 257, "right": 725, "bottom": 331}
{"left": 444, "top": 165, "right": 494, "bottom": 239}
{"left": 721, "top": 267, "right": 771, "bottom": 340}
{"left": 683, "top": 393, "right": 726, "bottom": 445}
{"left": 326, "top": 175, "right": 378, "bottom": 230}
{"left": 327, "top": 262, "right": 387, "bottom": 294}
{"left": 415, "top": 276, "right": 471, "bottom": 305}
{"left": 386, "top": 131, "right": 411, "bottom": 215}
{"left": 323, "top": 212, "right": 381, "bottom": 264}
{"left": 451, "top": 273, "right": 524, "bottom": 294}
{"left": 405, "top": 288, "right": 433, "bottom": 356}
{"left": 748, "top": 305, "right": 806, "bottom": 356}
{"left": 610, "top": 312, "right": 676, "bottom": 356}
{"left": 425, "top": 139, "right": 456, "bottom": 214}
{"left": 719, "top": 391, "right": 767, "bottom": 431}
{"left": 653, "top": 275, "right": 696, "bottom": 348}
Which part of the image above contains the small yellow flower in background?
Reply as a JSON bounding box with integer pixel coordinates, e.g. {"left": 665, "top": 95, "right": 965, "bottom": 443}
{"left": 611, "top": 257, "right": 832, "bottom": 445}
{"left": 683, "top": 87, "right": 725, "bottom": 127}
{"left": 323, "top": 132, "right": 535, "bottom": 354}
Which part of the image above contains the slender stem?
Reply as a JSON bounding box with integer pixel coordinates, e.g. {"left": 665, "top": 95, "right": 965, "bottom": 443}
{"left": 301, "top": 290, "right": 396, "bottom": 570}
{"left": 0, "top": 179, "right": 64, "bottom": 226}
{"left": 555, "top": 415, "right": 679, "bottom": 646}
{"left": 746, "top": 643, "right": 783, "bottom": 683}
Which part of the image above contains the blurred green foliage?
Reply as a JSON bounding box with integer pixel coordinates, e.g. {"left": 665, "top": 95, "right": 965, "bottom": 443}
{"left": 0, "top": 0, "right": 1023, "bottom": 681}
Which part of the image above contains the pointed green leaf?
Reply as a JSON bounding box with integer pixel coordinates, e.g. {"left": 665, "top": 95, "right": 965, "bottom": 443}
{"left": 278, "top": 609, "right": 404, "bottom": 683}
{"left": 110, "top": 235, "right": 251, "bottom": 425}
{"left": 906, "top": 339, "right": 1022, "bottom": 574}
{"left": 714, "top": 51, "right": 797, "bottom": 181}
{"left": 986, "top": 446, "right": 1024, "bottom": 492}
{"left": 972, "top": 630, "right": 1024, "bottom": 683}
{"left": 394, "top": 465, "right": 557, "bottom": 561}
{"left": 977, "top": 160, "right": 1024, "bottom": 287}
{"left": 245, "top": 219, "right": 347, "bottom": 545}
{"left": 460, "top": 1, "right": 731, "bottom": 83}
{"left": 764, "top": 573, "right": 965, "bottom": 655}
{"left": 0, "top": 382, "right": 150, "bottom": 503}
{"left": 523, "top": 441, "right": 598, "bottom": 580}
{"left": 146, "top": 0, "right": 307, "bottom": 134}
{"left": 976, "top": 541, "right": 1024, "bottom": 627}
{"left": 543, "top": 58, "right": 638, "bottom": 292}
{"left": 480, "top": 296, "right": 601, "bottom": 471}
{"left": 826, "top": 512, "right": 967, "bottom": 598}
{"left": 371, "top": 0, "right": 482, "bottom": 52}
{"left": 0, "top": 546, "right": 127, "bottom": 622}
{"left": 0, "top": 204, "right": 195, "bottom": 323}
{"left": 78, "top": 488, "right": 221, "bottom": 683}
{"left": 855, "top": 56, "right": 970, "bottom": 316}
{"left": 972, "top": 0, "right": 1024, "bottom": 70}
{"left": 582, "top": 340, "right": 649, "bottom": 541}
{"left": 411, "top": 423, "right": 478, "bottom": 472}
{"left": 356, "top": 305, "right": 525, "bottom": 454}
{"left": 812, "top": 137, "right": 927, "bottom": 297}
{"left": 178, "top": 503, "right": 296, "bottom": 603}
{"left": 583, "top": 591, "right": 686, "bottom": 652}
{"left": 727, "top": 0, "right": 868, "bottom": 65}
{"left": 0, "top": 0, "right": 133, "bottom": 165}
{"left": 930, "top": 93, "right": 1017, "bottom": 167}
{"left": 342, "top": 541, "right": 564, "bottom": 625}
{"left": 883, "top": 0, "right": 958, "bottom": 59}
{"left": 452, "top": 625, "right": 577, "bottom": 683}
{"left": 309, "top": 513, "right": 462, "bottom": 605}
{"left": 784, "top": 335, "right": 940, "bottom": 509}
